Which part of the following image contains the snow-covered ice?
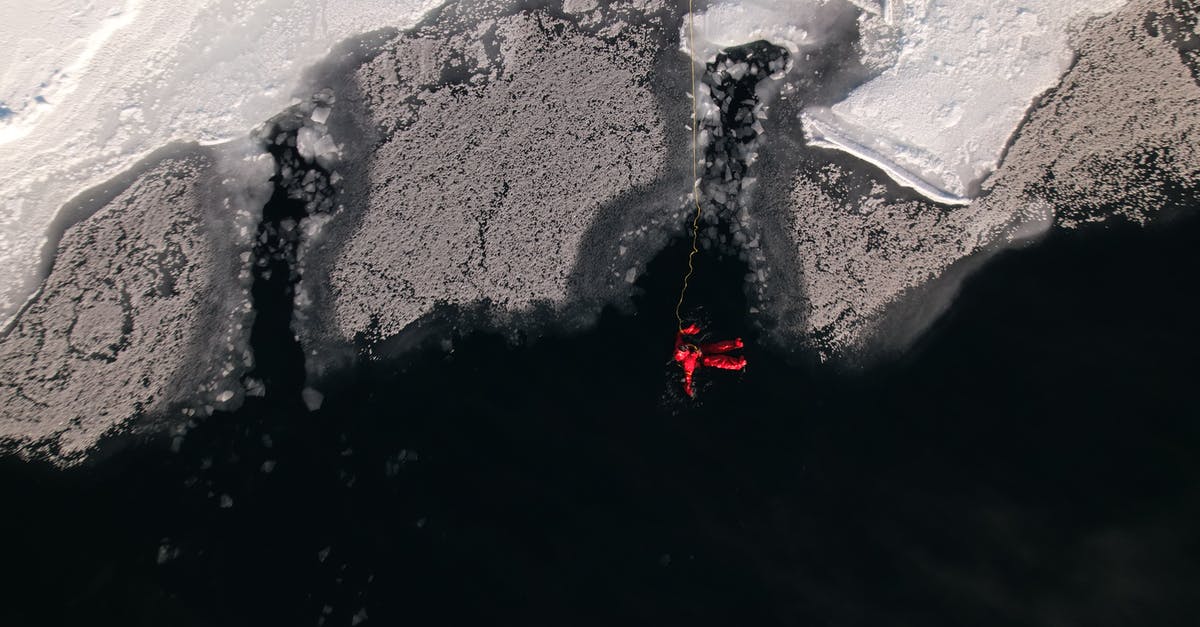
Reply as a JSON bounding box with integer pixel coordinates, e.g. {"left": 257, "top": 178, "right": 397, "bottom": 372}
{"left": 680, "top": 0, "right": 849, "bottom": 63}
{"left": 0, "top": 0, "right": 444, "bottom": 325}
{"left": 770, "top": 0, "right": 1200, "bottom": 358}
{"left": 803, "top": 0, "right": 1129, "bottom": 203}
{"left": 684, "top": 0, "right": 1130, "bottom": 205}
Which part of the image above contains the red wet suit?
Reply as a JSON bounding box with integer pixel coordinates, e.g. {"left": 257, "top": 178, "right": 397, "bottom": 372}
{"left": 672, "top": 324, "right": 747, "bottom": 397}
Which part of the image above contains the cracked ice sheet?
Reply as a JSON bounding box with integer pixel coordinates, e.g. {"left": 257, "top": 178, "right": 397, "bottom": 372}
{"left": 801, "top": 0, "right": 1129, "bottom": 204}
{"left": 0, "top": 0, "right": 443, "bottom": 325}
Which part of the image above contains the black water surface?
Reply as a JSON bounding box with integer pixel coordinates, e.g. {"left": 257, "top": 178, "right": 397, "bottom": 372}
{"left": 3, "top": 209, "right": 1200, "bottom": 626}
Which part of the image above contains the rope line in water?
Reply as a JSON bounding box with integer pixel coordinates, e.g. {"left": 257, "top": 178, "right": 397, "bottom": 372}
{"left": 674, "top": 0, "right": 703, "bottom": 331}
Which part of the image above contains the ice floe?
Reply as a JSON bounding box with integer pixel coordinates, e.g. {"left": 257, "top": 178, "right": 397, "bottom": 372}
{"left": 684, "top": 0, "right": 1130, "bottom": 205}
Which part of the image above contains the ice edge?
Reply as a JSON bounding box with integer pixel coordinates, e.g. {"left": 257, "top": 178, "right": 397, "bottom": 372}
{"left": 800, "top": 111, "right": 971, "bottom": 207}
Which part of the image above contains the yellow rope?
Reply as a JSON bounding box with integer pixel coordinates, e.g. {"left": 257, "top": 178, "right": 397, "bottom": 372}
{"left": 674, "top": 0, "right": 702, "bottom": 331}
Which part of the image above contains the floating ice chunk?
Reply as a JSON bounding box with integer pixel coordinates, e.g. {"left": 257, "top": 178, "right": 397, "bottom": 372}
{"left": 156, "top": 541, "right": 181, "bottom": 565}
{"left": 310, "top": 106, "right": 331, "bottom": 125}
{"left": 313, "top": 134, "right": 340, "bottom": 161}
{"left": 219, "top": 494, "right": 234, "bottom": 508}
{"left": 215, "top": 390, "right": 235, "bottom": 403}
{"left": 295, "top": 127, "right": 340, "bottom": 166}
{"left": 296, "top": 127, "right": 320, "bottom": 162}
{"left": 244, "top": 377, "right": 266, "bottom": 397}
{"left": 302, "top": 386, "right": 324, "bottom": 411}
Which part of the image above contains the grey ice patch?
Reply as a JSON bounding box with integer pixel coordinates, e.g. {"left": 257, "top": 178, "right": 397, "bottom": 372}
{"left": 780, "top": 171, "right": 1015, "bottom": 358}
{"left": 301, "top": 387, "right": 324, "bottom": 412}
{"left": 563, "top": 0, "right": 599, "bottom": 14}
{"left": 0, "top": 142, "right": 270, "bottom": 465}
{"left": 318, "top": 7, "right": 669, "bottom": 344}
{"left": 979, "top": 0, "right": 1200, "bottom": 229}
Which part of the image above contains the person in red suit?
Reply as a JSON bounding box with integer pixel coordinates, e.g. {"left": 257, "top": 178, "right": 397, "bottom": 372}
{"left": 672, "top": 323, "right": 747, "bottom": 397}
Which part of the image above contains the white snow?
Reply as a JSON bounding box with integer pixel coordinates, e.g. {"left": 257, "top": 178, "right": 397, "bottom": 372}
{"left": 684, "top": 0, "right": 1129, "bottom": 205}
{"left": 680, "top": 0, "right": 849, "bottom": 63}
{"left": 803, "top": 0, "right": 1128, "bottom": 203}
{"left": 802, "top": 109, "right": 971, "bottom": 205}
{"left": 297, "top": 126, "right": 322, "bottom": 161}
{"left": 0, "top": 0, "right": 444, "bottom": 324}
{"left": 310, "top": 106, "right": 332, "bottom": 125}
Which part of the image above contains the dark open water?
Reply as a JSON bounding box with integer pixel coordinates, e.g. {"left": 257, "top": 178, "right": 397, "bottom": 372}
{"left": 2, "top": 206, "right": 1199, "bottom": 626}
